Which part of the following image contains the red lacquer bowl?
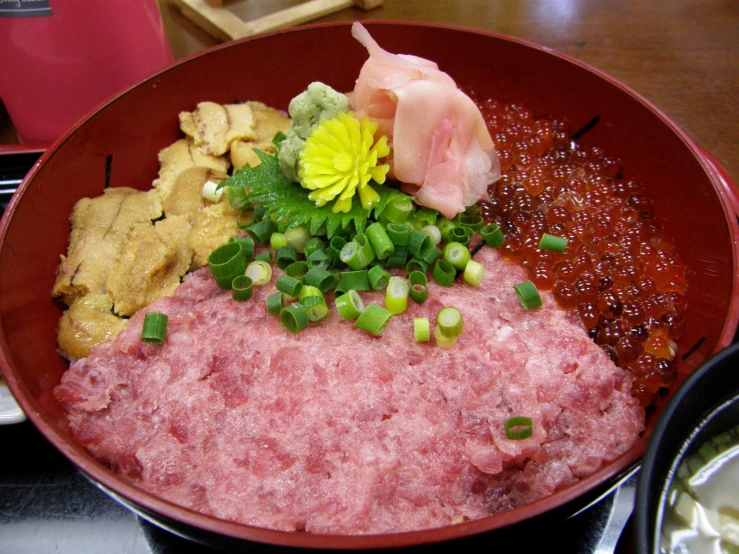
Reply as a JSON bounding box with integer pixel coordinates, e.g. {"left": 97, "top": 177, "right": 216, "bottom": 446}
{"left": 1, "top": 21, "right": 737, "bottom": 551}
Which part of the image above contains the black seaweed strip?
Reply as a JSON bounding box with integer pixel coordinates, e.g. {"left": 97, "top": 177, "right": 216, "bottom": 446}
{"left": 681, "top": 336, "right": 706, "bottom": 361}
{"left": 571, "top": 115, "right": 602, "bottom": 140}
{"left": 104, "top": 154, "right": 113, "bottom": 189}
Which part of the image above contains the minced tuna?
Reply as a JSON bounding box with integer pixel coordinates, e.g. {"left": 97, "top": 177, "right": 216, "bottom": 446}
{"left": 54, "top": 246, "right": 644, "bottom": 534}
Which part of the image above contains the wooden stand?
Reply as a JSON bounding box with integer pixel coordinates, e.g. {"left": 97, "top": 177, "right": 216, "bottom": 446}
{"left": 173, "top": 0, "right": 384, "bottom": 42}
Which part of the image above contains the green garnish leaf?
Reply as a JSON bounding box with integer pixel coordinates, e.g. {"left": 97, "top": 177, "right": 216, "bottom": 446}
{"left": 220, "top": 149, "right": 416, "bottom": 239}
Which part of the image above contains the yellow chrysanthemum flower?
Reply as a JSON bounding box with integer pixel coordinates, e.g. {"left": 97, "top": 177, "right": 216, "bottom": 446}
{"left": 298, "top": 112, "right": 390, "bottom": 213}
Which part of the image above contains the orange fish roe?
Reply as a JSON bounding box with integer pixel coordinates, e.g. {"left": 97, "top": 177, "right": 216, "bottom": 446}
{"left": 473, "top": 97, "right": 687, "bottom": 407}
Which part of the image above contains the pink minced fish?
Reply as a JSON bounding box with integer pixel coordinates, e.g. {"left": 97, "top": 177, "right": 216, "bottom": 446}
{"left": 350, "top": 22, "right": 501, "bottom": 218}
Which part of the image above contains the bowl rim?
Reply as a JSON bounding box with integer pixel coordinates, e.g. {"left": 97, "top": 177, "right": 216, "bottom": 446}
{"left": 2, "top": 19, "right": 739, "bottom": 550}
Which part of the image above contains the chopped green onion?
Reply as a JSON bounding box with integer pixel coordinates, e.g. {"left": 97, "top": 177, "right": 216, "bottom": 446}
{"left": 448, "top": 226, "right": 472, "bottom": 246}
{"left": 355, "top": 303, "right": 393, "bottom": 336}
{"left": 538, "top": 233, "right": 568, "bottom": 253}
{"left": 365, "top": 222, "right": 395, "bottom": 260}
{"left": 254, "top": 205, "right": 268, "bottom": 221}
{"left": 299, "top": 285, "right": 329, "bottom": 322}
{"left": 285, "top": 261, "right": 309, "bottom": 279}
{"left": 303, "top": 237, "right": 325, "bottom": 259}
{"left": 236, "top": 207, "right": 256, "bottom": 229}
{"left": 335, "top": 290, "right": 364, "bottom": 321}
{"left": 276, "top": 274, "right": 303, "bottom": 297}
{"left": 406, "top": 258, "right": 430, "bottom": 275}
{"left": 432, "top": 260, "right": 456, "bottom": 287}
{"left": 408, "top": 271, "right": 429, "bottom": 304}
{"left": 245, "top": 260, "right": 272, "bottom": 286}
{"left": 340, "top": 238, "right": 374, "bottom": 270}
{"left": 514, "top": 280, "right": 542, "bottom": 310}
{"left": 266, "top": 292, "right": 284, "bottom": 316}
{"left": 231, "top": 275, "right": 253, "bottom": 302}
{"left": 339, "top": 270, "right": 370, "bottom": 292}
{"left": 459, "top": 214, "right": 484, "bottom": 231}
{"left": 420, "top": 225, "right": 442, "bottom": 246}
{"left": 420, "top": 243, "right": 442, "bottom": 265}
{"left": 228, "top": 236, "right": 255, "bottom": 261}
{"left": 433, "top": 325, "right": 457, "bottom": 348}
{"left": 385, "top": 246, "right": 408, "bottom": 268}
{"left": 386, "top": 276, "right": 409, "bottom": 314}
{"left": 368, "top": 265, "right": 391, "bottom": 290}
{"left": 380, "top": 198, "right": 412, "bottom": 224}
{"left": 208, "top": 241, "right": 246, "bottom": 290}
{"left": 246, "top": 217, "right": 276, "bottom": 245}
{"left": 276, "top": 245, "right": 299, "bottom": 270}
{"left": 463, "top": 260, "right": 485, "bottom": 287}
{"left": 269, "top": 232, "right": 288, "bottom": 251}
{"left": 408, "top": 230, "right": 430, "bottom": 258}
{"left": 280, "top": 303, "right": 309, "bottom": 334}
{"left": 443, "top": 242, "right": 472, "bottom": 271}
{"left": 255, "top": 250, "right": 273, "bottom": 263}
{"left": 305, "top": 249, "right": 330, "bottom": 270}
{"left": 414, "top": 318, "right": 430, "bottom": 343}
{"left": 465, "top": 204, "right": 482, "bottom": 215}
{"left": 304, "top": 267, "right": 337, "bottom": 293}
{"left": 504, "top": 417, "right": 533, "bottom": 440}
{"left": 141, "top": 311, "right": 168, "bottom": 344}
{"left": 227, "top": 186, "right": 249, "bottom": 210}
{"left": 285, "top": 225, "right": 310, "bottom": 253}
{"left": 386, "top": 223, "right": 411, "bottom": 247}
{"left": 481, "top": 223, "right": 505, "bottom": 248}
{"left": 327, "top": 236, "right": 347, "bottom": 267}
{"left": 437, "top": 307, "right": 463, "bottom": 338}
{"left": 437, "top": 217, "right": 456, "bottom": 242}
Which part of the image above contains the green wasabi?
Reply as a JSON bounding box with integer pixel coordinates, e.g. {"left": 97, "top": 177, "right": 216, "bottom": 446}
{"left": 278, "top": 82, "right": 351, "bottom": 182}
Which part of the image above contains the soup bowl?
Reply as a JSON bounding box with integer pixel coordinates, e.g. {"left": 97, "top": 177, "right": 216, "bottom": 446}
{"left": 1, "top": 21, "right": 738, "bottom": 551}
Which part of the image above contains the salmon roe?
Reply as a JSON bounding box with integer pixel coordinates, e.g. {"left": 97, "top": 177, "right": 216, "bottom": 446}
{"left": 473, "top": 96, "right": 687, "bottom": 408}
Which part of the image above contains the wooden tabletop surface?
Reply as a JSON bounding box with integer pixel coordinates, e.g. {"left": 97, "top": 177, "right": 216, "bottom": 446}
{"left": 2, "top": 0, "right": 737, "bottom": 185}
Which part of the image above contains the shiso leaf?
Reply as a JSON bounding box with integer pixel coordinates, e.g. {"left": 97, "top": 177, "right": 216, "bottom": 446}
{"left": 220, "top": 148, "right": 418, "bottom": 238}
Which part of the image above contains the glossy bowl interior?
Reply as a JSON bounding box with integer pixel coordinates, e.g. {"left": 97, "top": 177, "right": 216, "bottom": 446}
{"left": 1, "top": 21, "right": 738, "bottom": 550}
{"left": 635, "top": 342, "right": 739, "bottom": 554}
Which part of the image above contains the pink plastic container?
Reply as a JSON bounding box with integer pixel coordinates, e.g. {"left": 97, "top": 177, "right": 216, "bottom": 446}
{"left": 0, "top": 0, "right": 174, "bottom": 143}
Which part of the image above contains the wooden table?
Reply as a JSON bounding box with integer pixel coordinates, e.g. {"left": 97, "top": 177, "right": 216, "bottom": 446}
{"left": 2, "top": 0, "right": 736, "bottom": 185}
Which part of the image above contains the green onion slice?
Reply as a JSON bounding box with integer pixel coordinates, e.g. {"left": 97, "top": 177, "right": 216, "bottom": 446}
{"left": 208, "top": 241, "right": 246, "bottom": 290}
{"left": 538, "top": 233, "right": 568, "bottom": 253}
{"left": 340, "top": 239, "right": 374, "bottom": 270}
{"left": 408, "top": 229, "right": 430, "bottom": 257}
{"left": 231, "top": 275, "right": 253, "bottom": 302}
{"left": 443, "top": 242, "right": 471, "bottom": 271}
{"left": 420, "top": 243, "right": 442, "bottom": 265}
{"left": 504, "top": 417, "right": 533, "bottom": 440}
{"left": 437, "top": 217, "right": 456, "bottom": 242}
{"left": 481, "top": 223, "right": 505, "bottom": 248}
{"left": 236, "top": 207, "right": 255, "bottom": 229}
{"left": 432, "top": 260, "right": 456, "bottom": 287}
{"left": 335, "top": 290, "right": 364, "bottom": 321}
{"left": 355, "top": 303, "right": 393, "bottom": 336}
{"left": 299, "top": 285, "right": 329, "bottom": 322}
{"left": 448, "top": 226, "right": 472, "bottom": 246}
{"left": 276, "top": 274, "right": 303, "bottom": 297}
{"left": 269, "top": 232, "right": 288, "bottom": 251}
{"left": 459, "top": 214, "right": 484, "bottom": 231}
{"left": 433, "top": 325, "right": 457, "bottom": 348}
{"left": 229, "top": 236, "right": 255, "bottom": 261}
{"left": 386, "top": 276, "right": 409, "bottom": 314}
{"left": 420, "top": 225, "right": 442, "bottom": 246}
{"left": 304, "top": 267, "right": 337, "bottom": 293}
{"left": 303, "top": 236, "right": 325, "bottom": 259}
{"left": 246, "top": 217, "right": 276, "bottom": 245}
{"left": 384, "top": 246, "right": 408, "bottom": 268}
{"left": 306, "top": 249, "right": 331, "bottom": 270}
{"left": 276, "top": 245, "right": 299, "bottom": 270}
{"left": 514, "top": 280, "right": 543, "bottom": 310}
{"left": 255, "top": 251, "right": 273, "bottom": 263}
{"left": 437, "top": 307, "right": 463, "bottom": 338}
{"left": 285, "top": 225, "right": 310, "bottom": 253}
{"left": 408, "top": 271, "right": 429, "bottom": 304}
{"left": 368, "top": 265, "right": 391, "bottom": 291}
{"left": 414, "top": 318, "right": 430, "bottom": 343}
{"left": 279, "top": 303, "right": 309, "bottom": 334}
{"left": 406, "top": 258, "right": 430, "bottom": 275}
{"left": 463, "top": 259, "right": 485, "bottom": 287}
{"left": 266, "top": 292, "right": 284, "bottom": 316}
{"left": 339, "top": 270, "right": 370, "bottom": 292}
{"left": 366, "top": 222, "right": 395, "bottom": 260}
{"left": 285, "top": 261, "right": 309, "bottom": 279}
{"left": 141, "top": 311, "right": 168, "bottom": 344}
{"left": 380, "top": 198, "right": 412, "bottom": 224}
{"left": 386, "top": 223, "right": 411, "bottom": 247}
